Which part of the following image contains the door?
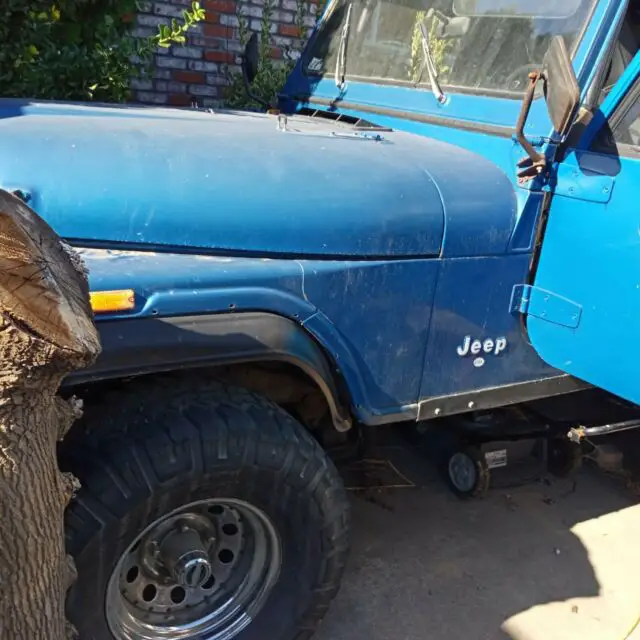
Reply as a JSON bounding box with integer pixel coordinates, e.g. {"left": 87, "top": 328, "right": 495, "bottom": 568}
{"left": 526, "top": 50, "right": 640, "bottom": 404}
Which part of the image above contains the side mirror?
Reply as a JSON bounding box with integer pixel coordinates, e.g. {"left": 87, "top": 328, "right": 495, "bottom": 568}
{"left": 514, "top": 35, "right": 580, "bottom": 183}
{"left": 242, "top": 33, "right": 260, "bottom": 86}
{"left": 542, "top": 35, "right": 581, "bottom": 136}
{"left": 240, "top": 33, "right": 270, "bottom": 110}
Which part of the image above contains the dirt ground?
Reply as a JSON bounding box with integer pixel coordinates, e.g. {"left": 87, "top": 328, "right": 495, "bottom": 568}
{"left": 316, "top": 431, "right": 640, "bottom": 640}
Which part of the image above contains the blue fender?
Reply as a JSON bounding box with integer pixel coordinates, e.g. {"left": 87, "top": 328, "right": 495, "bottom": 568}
{"left": 69, "top": 248, "right": 364, "bottom": 430}
{"left": 69, "top": 310, "right": 352, "bottom": 432}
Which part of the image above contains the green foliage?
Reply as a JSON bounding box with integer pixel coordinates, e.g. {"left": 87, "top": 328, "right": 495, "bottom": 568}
{"left": 155, "top": 2, "right": 205, "bottom": 48}
{"left": 223, "top": 0, "right": 310, "bottom": 110}
{"left": 0, "top": 1, "right": 204, "bottom": 103}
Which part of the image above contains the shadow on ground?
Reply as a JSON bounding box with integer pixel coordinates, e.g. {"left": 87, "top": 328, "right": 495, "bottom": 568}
{"left": 317, "top": 430, "right": 640, "bottom": 640}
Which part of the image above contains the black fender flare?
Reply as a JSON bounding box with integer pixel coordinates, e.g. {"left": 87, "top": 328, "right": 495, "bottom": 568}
{"left": 65, "top": 312, "right": 352, "bottom": 431}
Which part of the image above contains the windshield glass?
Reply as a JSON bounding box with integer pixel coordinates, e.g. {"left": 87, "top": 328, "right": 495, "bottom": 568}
{"left": 303, "top": 0, "right": 597, "bottom": 97}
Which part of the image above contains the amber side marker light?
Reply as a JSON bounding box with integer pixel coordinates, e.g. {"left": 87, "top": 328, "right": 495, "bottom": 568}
{"left": 90, "top": 289, "right": 135, "bottom": 314}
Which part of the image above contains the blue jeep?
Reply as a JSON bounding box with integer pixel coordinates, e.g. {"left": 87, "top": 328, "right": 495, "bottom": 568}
{"left": 2, "top": 0, "right": 640, "bottom": 638}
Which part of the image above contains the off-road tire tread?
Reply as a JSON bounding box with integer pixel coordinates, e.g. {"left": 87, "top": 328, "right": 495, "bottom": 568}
{"left": 64, "top": 375, "right": 351, "bottom": 640}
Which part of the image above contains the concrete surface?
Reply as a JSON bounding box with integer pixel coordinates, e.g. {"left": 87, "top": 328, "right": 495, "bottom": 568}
{"left": 316, "top": 438, "right": 640, "bottom": 640}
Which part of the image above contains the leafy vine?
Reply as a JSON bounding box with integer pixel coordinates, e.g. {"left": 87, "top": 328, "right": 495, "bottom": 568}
{"left": 0, "top": 1, "right": 204, "bottom": 103}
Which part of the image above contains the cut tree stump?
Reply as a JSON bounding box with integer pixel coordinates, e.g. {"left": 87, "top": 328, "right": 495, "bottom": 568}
{"left": 0, "top": 190, "right": 101, "bottom": 639}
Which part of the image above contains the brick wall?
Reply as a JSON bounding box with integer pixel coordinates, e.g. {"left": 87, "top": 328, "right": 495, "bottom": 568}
{"left": 133, "top": 0, "right": 318, "bottom": 108}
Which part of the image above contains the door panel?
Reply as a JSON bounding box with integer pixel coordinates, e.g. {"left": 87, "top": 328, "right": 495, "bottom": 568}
{"left": 528, "top": 44, "right": 640, "bottom": 404}
{"left": 527, "top": 143, "right": 640, "bottom": 403}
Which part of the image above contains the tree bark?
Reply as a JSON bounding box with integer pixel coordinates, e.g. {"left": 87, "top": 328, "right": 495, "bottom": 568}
{"left": 0, "top": 190, "right": 100, "bottom": 639}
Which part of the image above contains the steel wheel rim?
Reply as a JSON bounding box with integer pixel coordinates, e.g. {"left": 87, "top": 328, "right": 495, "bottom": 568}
{"left": 448, "top": 452, "right": 477, "bottom": 493}
{"left": 106, "top": 498, "right": 282, "bottom": 640}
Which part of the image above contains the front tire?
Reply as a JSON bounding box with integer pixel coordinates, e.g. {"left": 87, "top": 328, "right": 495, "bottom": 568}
{"left": 63, "top": 380, "right": 351, "bottom": 640}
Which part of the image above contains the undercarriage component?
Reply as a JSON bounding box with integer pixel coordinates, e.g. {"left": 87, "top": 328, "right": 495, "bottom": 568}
{"left": 546, "top": 438, "right": 583, "bottom": 477}
{"left": 567, "top": 418, "right": 640, "bottom": 443}
{"left": 443, "top": 446, "right": 491, "bottom": 499}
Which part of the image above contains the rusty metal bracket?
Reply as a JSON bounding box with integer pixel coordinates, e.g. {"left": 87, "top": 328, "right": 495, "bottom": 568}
{"left": 568, "top": 419, "right": 640, "bottom": 442}
{"left": 516, "top": 71, "right": 547, "bottom": 184}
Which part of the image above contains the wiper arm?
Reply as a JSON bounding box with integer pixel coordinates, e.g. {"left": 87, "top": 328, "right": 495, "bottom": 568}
{"left": 418, "top": 19, "right": 446, "bottom": 104}
{"left": 335, "top": 3, "right": 353, "bottom": 90}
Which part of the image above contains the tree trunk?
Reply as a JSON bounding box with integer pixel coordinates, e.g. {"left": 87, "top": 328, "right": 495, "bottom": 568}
{"left": 0, "top": 190, "right": 100, "bottom": 639}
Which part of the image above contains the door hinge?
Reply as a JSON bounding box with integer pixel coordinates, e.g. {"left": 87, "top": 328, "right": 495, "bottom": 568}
{"left": 549, "top": 157, "right": 615, "bottom": 203}
{"left": 511, "top": 285, "right": 582, "bottom": 329}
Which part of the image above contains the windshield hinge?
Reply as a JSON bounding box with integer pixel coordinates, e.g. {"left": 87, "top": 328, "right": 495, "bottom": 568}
{"left": 511, "top": 285, "right": 582, "bottom": 329}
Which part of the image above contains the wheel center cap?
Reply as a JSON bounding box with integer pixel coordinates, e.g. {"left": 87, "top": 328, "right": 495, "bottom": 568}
{"left": 159, "top": 526, "right": 213, "bottom": 589}
{"left": 177, "top": 555, "right": 213, "bottom": 589}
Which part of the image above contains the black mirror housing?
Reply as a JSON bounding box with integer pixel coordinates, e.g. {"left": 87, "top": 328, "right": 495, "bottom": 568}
{"left": 239, "top": 33, "right": 271, "bottom": 110}
{"left": 543, "top": 35, "right": 581, "bottom": 136}
{"left": 242, "top": 33, "right": 260, "bottom": 86}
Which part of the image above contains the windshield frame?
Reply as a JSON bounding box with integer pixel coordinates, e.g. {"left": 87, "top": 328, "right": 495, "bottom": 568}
{"left": 300, "top": 0, "right": 600, "bottom": 101}
{"left": 281, "top": 0, "right": 621, "bottom": 139}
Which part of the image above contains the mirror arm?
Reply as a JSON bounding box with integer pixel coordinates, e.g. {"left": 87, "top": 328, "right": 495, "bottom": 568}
{"left": 515, "top": 70, "right": 547, "bottom": 184}
{"left": 242, "top": 63, "right": 270, "bottom": 110}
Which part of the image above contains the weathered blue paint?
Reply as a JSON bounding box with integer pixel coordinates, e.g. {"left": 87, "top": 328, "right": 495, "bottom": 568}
{"left": 552, "top": 155, "right": 615, "bottom": 203}
{"left": 0, "top": 0, "right": 635, "bottom": 425}
{"left": 278, "top": 0, "right": 637, "bottom": 413}
{"left": 419, "top": 254, "right": 558, "bottom": 400}
{"left": 80, "top": 249, "right": 433, "bottom": 420}
{"left": 0, "top": 102, "right": 441, "bottom": 258}
{"left": 78, "top": 248, "right": 312, "bottom": 320}
{"left": 0, "top": 99, "right": 523, "bottom": 260}
{"left": 511, "top": 285, "right": 582, "bottom": 330}
{"left": 527, "top": 50, "right": 640, "bottom": 406}
{"left": 300, "top": 259, "right": 439, "bottom": 409}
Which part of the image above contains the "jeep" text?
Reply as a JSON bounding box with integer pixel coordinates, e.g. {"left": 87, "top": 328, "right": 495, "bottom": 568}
{"left": 456, "top": 335, "right": 507, "bottom": 357}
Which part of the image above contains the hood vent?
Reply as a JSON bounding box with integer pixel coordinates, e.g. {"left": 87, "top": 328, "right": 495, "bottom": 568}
{"left": 296, "top": 107, "right": 392, "bottom": 132}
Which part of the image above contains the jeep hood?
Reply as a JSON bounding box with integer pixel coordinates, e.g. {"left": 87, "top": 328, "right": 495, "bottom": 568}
{"left": 0, "top": 100, "right": 515, "bottom": 258}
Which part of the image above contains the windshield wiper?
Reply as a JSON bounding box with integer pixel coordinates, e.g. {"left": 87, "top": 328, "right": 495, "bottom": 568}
{"left": 335, "top": 3, "right": 353, "bottom": 90}
{"left": 418, "top": 19, "right": 446, "bottom": 104}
